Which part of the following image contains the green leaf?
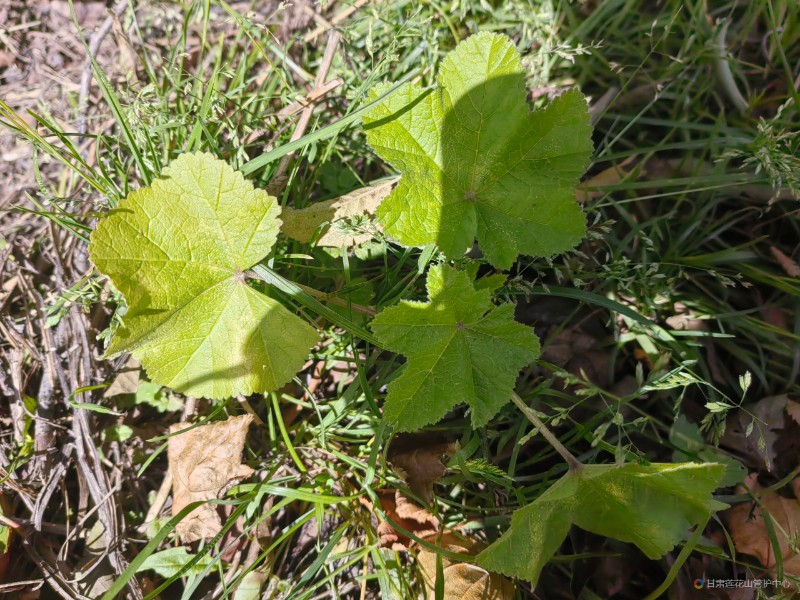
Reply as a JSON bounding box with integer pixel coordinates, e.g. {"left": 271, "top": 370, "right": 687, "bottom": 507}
{"left": 89, "top": 152, "right": 318, "bottom": 399}
{"left": 477, "top": 462, "right": 728, "bottom": 584}
{"left": 364, "top": 32, "right": 593, "bottom": 269}
{"left": 123, "top": 380, "right": 183, "bottom": 413}
{"left": 669, "top": 415, "right": 745, "bottom": 486}
{"left": 371, "top": 264, "right": 540, "bottom": 431}
{"left": 137, "top": 546, "right": 212, "bottom": 578}
{"left": 0, "top": 503, "right": 10, "bottom": 555}
{"left": 103, "top": 424, "right": 134, "bottom": 442}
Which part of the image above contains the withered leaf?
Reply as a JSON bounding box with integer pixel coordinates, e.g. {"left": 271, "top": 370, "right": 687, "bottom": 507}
{"left": 575, "top": 155, "right": 635, "bottom": 203}
{"left": 770, "top": 246, "right": 800, "bottom": 278}
{"left": 722, "top": 395, "right": 791, "bottom": 472}
{"left": 281, "top": 180, "right": 395, "bottom": 247}
{"left": 388, "top": 433, "right": 455, "bottom": 504}
{"left": 726, "top": 472, "right": 800, "bottom": 577}
{"left": 103, "top": 357, "right": 141, "bottom": 397}
{"left": 169, "top": 415, "right": 254, "bottom": 543}
{"left": 374, "top": 489, "right": 439, "bottom": 551}
{"left": 418, "top": 531, "right": 515, "bottom": 600}
{"left": 786, "top": 397, "right": 800, "bottom": 425}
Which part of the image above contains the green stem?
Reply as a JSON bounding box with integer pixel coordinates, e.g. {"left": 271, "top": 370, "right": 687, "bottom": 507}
{"left": 511, "top": 391, "right": 582, "bottom": 472}
{"left": 292, "top": 281, "right": 377, "bottom": 317}
{"left": 271, "top": 392, "right": 306, "bottom": 473}
{"left": 246, "top": 264, "right": 381, "bottom": 346}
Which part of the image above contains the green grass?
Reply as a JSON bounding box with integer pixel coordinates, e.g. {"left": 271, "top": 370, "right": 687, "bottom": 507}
{"left": 1, "top": 0, "right": 799, "bottom": 597}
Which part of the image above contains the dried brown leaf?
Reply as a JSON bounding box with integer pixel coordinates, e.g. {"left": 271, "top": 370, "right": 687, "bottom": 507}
{"left": 417, "top": 532, "right": 515, "bottom": 600}
{"left": 665, "top": 303, "right": 709, "bottom": 332}
{"left": 722, "top": 395, "right": 789, "bottom": 472}
{"left": 576, "top": 155, "right": 636, "bottom": 203}
{"left": 388, "top": 433, "right": 455, "bottom": 503}
{"left": 770, "top": 246, "right": 800, "bottom": 278}
{"left": 725, "top": 473, "right": 800, "bottom": 577}
{"left": 281, "top": 180, "right": 395, "bottom": 247}
{"left": 374, "top": 489, "right": 439, "bottom": 551}
{"left": 540, "top": 325, "right": 609, "bottom": 388}
{"left": 169, "top": 415, "right": 254, "bottom": 543}
{"left": 786, "top": 399, "right": 800, "bottom": 425}
{"left": 103, "top": 358, "right": 141, "bottom": 397}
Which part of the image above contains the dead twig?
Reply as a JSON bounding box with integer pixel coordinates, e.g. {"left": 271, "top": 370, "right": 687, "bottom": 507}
{"left": 20, "top": 534, "right": 91, "bottom": 600}
{"left": 77, "top": 0, "right": 129, "bottom": 135}
{"left": 69, "top": 307, "right": 142, "bottom": 599}
{"left": 303, "top": 0, "right": 370, "bottom": 43}
{"left": 277, "top": 77, "right": 344, "bottom": 120}
{"left": 267, "top": 30, "right": 342, "bottom": 194}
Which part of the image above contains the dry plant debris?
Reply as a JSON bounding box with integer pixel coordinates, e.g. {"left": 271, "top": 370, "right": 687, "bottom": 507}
{"left": 168, "top": 414, "right": 254, "bottom": 543}
{"left": 281, "top": 180, "right": 395, "bottom": 247}
{"left": 726, "top": 473, "right": 800, "bottom": 577}
{"left": 374, "top": 489, "right": 439, "bottom": 551}
{"left": 388, "top": 432, "right": 456, "bottom": 504}
{"left": 417, "top": 532, "right": 515, "bottom": 600}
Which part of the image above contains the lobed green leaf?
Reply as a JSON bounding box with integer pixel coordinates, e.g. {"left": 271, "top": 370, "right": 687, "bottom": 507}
{"left": 364, "top": 32, "right": 593, "bottom": 268}
{"left": 371, "top": 264, "right": 540, "bottom": 431}
{"left": 89, "top": 152, "right": 318, "bottom": 399}
{"left": 476, "top": 462, "right": 728, "bottom": 584}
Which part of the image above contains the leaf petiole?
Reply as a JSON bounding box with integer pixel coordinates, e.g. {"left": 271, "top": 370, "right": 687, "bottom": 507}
{"left": 510, "top": 391, "right": 582, "bottom": 472}
{"left": 247, "top": 263, "right": 381, "bottom": 346}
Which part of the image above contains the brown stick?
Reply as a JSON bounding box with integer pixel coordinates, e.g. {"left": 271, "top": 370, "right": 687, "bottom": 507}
{"left": 303, "top": 0, "right": 370, "bottom": 43}
{"left": 267, "top": 30, "right": 342, "bottom": 194}
{"left": 510, "top": 392, "right": 582, "bottom": 472}
{"left": 77, "top": 0, "right": 129, "bottom": 135}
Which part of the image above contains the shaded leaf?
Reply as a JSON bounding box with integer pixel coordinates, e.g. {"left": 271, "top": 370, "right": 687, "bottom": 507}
{"left": 371, "top": 264, "right": 540, "bottom": 431}
{"left": 364, "top": 32, "right": 592, "bottom": 268}
{"left": 89, "top": 152, "right": 318, "bottom": 399}
{"left": 169, "top": 415, "right": 254, "bottom": 543}
{"left": 726, "top": 472, "right": 800, "bottom": 576}
{"left": 669, "top": 415, "right": 745, "bottom": 487}
{"left": 388, "top": 432, "right": 455, "bottom": 503}
{"left": 477, "top": 462, "right": 727, "bottom": 584}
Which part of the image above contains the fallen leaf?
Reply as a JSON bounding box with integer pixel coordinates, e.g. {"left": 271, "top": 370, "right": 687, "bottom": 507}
{"left": 103, "top": 358, "right": 141, "bottom": 397}
{"left": 665, "top": 302, "right": 710, "bottom": 333}
{"left": 770, "top": 246, "right": 800, "bottom": 278}
{"left": 418, "top": 532, "right": 515, "bottom": 599}
{"left": 540, "top": 324, "right": 609, "bottom": 388}
{"left": 281, "top": 180, "right": 395, "bottom": 247}
{"left": 374, "top": 489, "right": 439, "bottom": 551}
{"left": 786, "top": 398, "right": 800, "bottom": 425}
{"left": 576, "top": 155, "right": 636, "bottom": 203}
{"left": 725, "top": 472, "right": 800, "bottom": 577}
{"left": 388, "top": 433, "right": 455, "bottom": 503}
{"left": 169, "top": 415, "right": 254, "bottom": 543}
{"left": 722, "top": 395, "right": 790, "bottom": 472}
